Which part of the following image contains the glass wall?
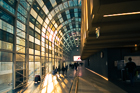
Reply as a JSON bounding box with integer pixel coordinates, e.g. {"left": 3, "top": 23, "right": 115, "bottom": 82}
{"left": 0, "top": 6, "right": 14, "bottom": 92}
{"left": 29, "top": 62, "right": 34, "bottom": 81}
{"left": 35, "top": 56, "right": 40, "bottom": 75}
{"left": 0, "top": 62, "right": 12, "bottom": 92}
{"left": 0, "top": 0, "right": 79, "bottom": 92}
{"left": 29, "top": 55, "right": 34, "bottom": 81}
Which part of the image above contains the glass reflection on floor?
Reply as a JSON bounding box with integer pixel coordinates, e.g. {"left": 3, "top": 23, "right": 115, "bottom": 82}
{"left": 41, "top": 73, "right": 69, "bottom": 93}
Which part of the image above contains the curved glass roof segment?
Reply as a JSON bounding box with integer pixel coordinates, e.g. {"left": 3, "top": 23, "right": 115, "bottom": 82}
{"left": 29, "top": 0, "right": 81, "bottom": 52}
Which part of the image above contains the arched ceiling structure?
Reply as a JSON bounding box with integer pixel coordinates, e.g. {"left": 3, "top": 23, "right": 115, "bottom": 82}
{"left": 29, "top": 0, "right": 82, "bottom": 53}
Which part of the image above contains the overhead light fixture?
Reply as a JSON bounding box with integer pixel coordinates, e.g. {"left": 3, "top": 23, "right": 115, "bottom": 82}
{"left": 103, "top": 11, "right": 140, "bottom": 17}
{"left": 135, "top": 44, "right": 138, "bottom": 51}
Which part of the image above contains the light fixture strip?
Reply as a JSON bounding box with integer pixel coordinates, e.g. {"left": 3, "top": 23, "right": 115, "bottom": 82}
{"left": 103, "top": 11, "right": 140, "bottom": 17}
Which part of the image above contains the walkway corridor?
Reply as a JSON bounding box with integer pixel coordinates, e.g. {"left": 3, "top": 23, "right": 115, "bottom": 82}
{"left": 22, "top": 68, "right": 76, "bottom": 93}
{"left": 19, "top": 65, "right": 140, "bottom": 93}
{"left": 77, "top": 67, "right": 126, "bottom": 93}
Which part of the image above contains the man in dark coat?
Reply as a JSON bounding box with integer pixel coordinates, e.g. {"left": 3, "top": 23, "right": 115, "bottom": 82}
{"left": 125, "top": 57, "right": 136, "bottom": 86}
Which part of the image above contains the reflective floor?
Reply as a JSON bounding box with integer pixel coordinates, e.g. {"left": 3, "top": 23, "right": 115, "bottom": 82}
{"left": 16, "top": 65, "right": 140, "bottom": 93}
{"left": 21, "top": 68, "right": 76, "bottom": 93}
{"left": 77, "top": 67, "right": 126, "bottom": 93}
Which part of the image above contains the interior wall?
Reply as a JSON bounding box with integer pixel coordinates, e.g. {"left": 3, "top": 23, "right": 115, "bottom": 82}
{"left": 108, "top": 47, "right": 140, "bottom": 81}
{"left": 85, "top": 49, "right": 108, "bottom": 78}
{"left": 107, "top": 48, "right": 123, "bottom": 81}
{"left": 85, "top": 47, "right": 140, "bottom": 81}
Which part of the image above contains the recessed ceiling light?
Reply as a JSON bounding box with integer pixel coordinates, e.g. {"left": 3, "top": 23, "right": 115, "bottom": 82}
{"left": 135, "top": 44, "right": 137, "bottom": 47}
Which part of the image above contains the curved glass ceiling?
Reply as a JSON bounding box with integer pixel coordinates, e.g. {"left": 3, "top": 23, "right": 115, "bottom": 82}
{"left": 29, "top": 0, "right": 81, "bottom": 52}
{"left": 0, "top": 0, "right": 82, "bottom": 90}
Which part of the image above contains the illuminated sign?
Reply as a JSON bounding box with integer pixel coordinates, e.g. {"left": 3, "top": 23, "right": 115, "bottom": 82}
{"left": 73, "top": 56, "right": 82, "bottom": 61}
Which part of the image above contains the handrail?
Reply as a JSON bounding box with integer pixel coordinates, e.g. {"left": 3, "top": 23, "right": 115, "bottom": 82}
{"left": 69, "top": 76, "right": 76, "bottom": 93}
{"left": 75, "top": 77, "right": 79, "bottom": 93}
{"left": 69, "top": 76, "right": 79, "bottom": 93}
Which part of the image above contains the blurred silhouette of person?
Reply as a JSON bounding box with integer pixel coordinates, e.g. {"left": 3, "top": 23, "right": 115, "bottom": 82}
{"left": 58, "top": 65, "right": 60, "bottom": 75}
{"left": 125, "top": 57, "right": 136, "bottom": 86}
{"left": 74, "top": 62, "right": 78, "bottom": 71}
{"left": 65, "top": 65, "right": 68, "bottom": 74}
{"left": 62, "top": 66, "right": 65, "bottom": 75}
{"left": 54, "top": 67, "right": 57, "bottom": 74}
